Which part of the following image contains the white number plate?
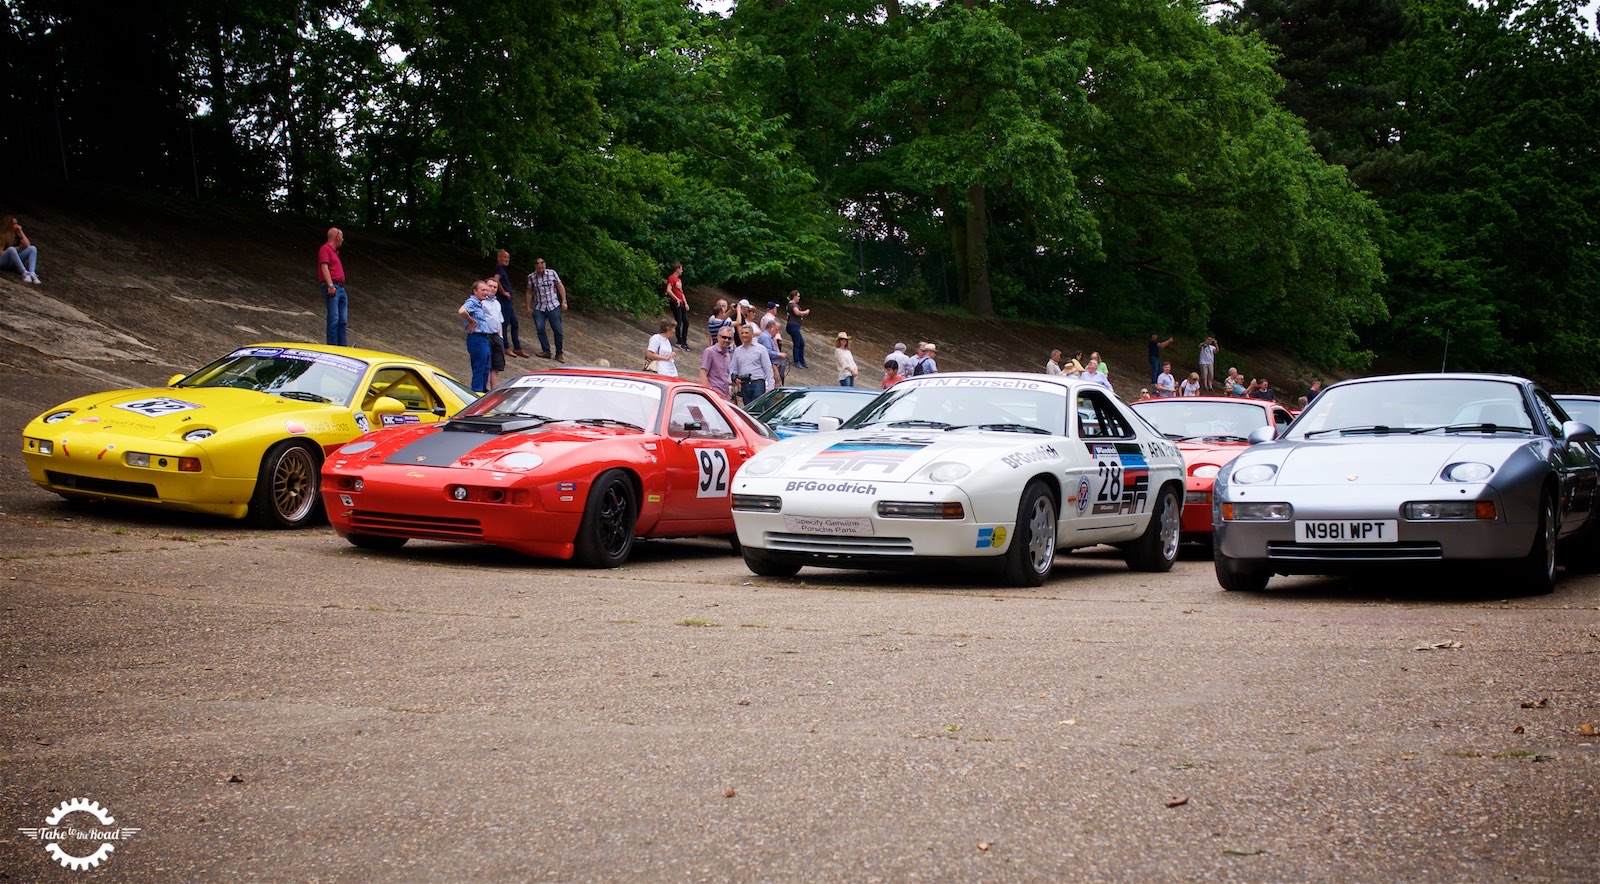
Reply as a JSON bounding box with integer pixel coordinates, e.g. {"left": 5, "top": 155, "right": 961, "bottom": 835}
{"left": 784, "top": 516, "right": 873, "bottom": 536}
{"left": 1296, "top": 519, "right": 1397, "bottom": 543}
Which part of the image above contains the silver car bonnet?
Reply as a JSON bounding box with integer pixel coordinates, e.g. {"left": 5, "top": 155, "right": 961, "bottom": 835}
{"left": 1269, "top": 437, "right": 1533, "bottom": 486}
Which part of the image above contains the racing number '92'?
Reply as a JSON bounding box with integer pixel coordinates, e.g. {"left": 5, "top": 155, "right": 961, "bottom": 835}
{"left": 697, "top": 449, "right": 730, "bottom": 498}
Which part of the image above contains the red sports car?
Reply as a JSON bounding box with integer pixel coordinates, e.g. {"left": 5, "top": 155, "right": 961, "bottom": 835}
{"left": 321, "top": 369, "right": 775, "bottom": 566}
{"left": 1129, "top": 396, "right": 1296, "bottom": 541}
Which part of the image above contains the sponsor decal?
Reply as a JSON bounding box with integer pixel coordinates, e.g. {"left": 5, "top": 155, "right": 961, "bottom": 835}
{"left": 647, "top": 494, "right": 662, "bottom": 503}
{"left": 76, "top": 416, "right": 100, "bottom": 423}
{"left": 509, "top": 374, "right": 662, "bottom": 398}
{"left": 233, "top": 347, "right": 366, "bottom": 375}
{"left": 354, "top": 412, "right": 370, "bottom": 433}
{"left": 913, "top": 377, "right": 1057, "bottom": 392}
{"left": 285, "top": 420, "right": 308, "bottom": 435}
{"left": 17, "top": 798, "right": 140, "bottom": 871}
{"left": 1076, "top": 476, "right": 1091, "bottom": 516}
{"left": 975, "top": 526, "right": 1007, "bottom": 549}
{"left": 557, "top": 482, "right": 577, "bottom": 491}
{"left": 340, "top": 494, "right": 354, "bottom": 507}
{"left": 379, "top": 413, "right": 421, "bottom": 427}
{"left": 1001, "top": 444, "right": 1058, "bottom": 469}
{"left": 801, "top": 436, "right": 932, "bottom": 475}
{"left": 113, "top": 397, "right": 202, "bottom": 418}
{"left": 1089, "top": 443, "right": 1150, "bottom": 515}
{"left": 784, "top": 480, "right": 878, "bottom": 494}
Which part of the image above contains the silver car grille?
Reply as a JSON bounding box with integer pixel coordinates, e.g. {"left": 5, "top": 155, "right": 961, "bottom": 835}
{"left": 1267, "top": 541, "right": 1443, "bottom": 562}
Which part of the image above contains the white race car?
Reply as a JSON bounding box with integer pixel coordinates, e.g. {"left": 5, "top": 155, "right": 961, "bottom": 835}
{"left": 731, "top": 373, "right": 1186, "bottom": 585}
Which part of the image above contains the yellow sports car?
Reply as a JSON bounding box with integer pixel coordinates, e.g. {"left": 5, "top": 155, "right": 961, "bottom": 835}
{"left": 20, "top": 343, "right": 475, "bottom": 528}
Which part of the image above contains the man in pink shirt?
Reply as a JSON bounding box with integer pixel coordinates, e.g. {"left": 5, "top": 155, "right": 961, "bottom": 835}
{"left": 317, "top": 228, "right": 348, "bottom": 346}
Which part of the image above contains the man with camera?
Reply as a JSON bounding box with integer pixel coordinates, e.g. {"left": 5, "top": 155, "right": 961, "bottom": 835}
{"left": 730, "top": 323, "right": 775, "bottom": 407}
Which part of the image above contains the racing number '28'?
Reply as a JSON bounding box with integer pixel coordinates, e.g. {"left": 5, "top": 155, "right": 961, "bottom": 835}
{"left": 697, "top": 448, "right": 730, "bottom": 498}
{"left": 1097, "top": 459, "right": 1123, "bottom": 503}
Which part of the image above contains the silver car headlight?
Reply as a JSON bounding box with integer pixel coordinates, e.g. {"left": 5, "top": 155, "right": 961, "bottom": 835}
{"left": 1231, "top": 464, "right": 1278, "bottom": 485}
{"left": 1441, "top": 462, "right": 1493, "bottom": 483}
{"left": 1222, "top": 502, "right": 1293, "bottom": 521}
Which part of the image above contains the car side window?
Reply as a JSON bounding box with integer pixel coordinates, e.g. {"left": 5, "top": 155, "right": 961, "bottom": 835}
{"left": 1274, "top": 408, "right": 1294, "bottom": 431}
{"left": 365, "top": 368, "right": 440, "bottom": 413}
{"left": 1532, "top": 391, "right": 1566, "bottom": 437}
{"left": 671, "top": 392, "right": 735, "bottom": 439}
{"left": 1076, "top": 391, "right": 1133, "bottom": 439}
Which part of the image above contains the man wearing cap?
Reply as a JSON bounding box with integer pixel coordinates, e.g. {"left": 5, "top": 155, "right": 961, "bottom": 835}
{"left": 834, "top": 331, "right": 859, "bottom": 386}
{"left": 885, "top": 342, "right": 914, "bottom": 375}
{"left": 733, "top": 298, "right": 760, "bottom": 340}
{"left": 911, "top": 342, "right": 939, "bottom": 375}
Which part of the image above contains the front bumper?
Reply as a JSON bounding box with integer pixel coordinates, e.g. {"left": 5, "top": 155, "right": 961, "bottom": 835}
{"left": 22, "top": 440, "right": 252, "bottom": 519}
{"left": 1213, "top": 482, "right": 1530, "bottom": 572}
{"left": 321, "top": 468, "right": 582, "bottom": 559}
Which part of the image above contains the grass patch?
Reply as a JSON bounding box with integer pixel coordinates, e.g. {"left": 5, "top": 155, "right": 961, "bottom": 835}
{"left": 676, "top": 618, "right": 721, "bottom": 627}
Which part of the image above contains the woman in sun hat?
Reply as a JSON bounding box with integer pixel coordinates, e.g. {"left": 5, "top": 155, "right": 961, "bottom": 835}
{"left": 834, "top": 331, "right": 859, "bottom": 387}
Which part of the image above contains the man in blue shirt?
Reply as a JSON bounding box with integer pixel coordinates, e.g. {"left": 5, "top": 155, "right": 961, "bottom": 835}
{"left": 458, "top": 279, "right": 499, "bottom": 394}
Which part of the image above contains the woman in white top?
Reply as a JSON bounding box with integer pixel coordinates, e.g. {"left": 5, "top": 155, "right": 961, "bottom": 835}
{"left": 834, "top": 331, "right": 859, "bottom": 386}
{"left": 646, "top": 318, "right": 679, "bottom": 377}
{"left": 1180, "top": 371, "right": 1200, "bottom": 396}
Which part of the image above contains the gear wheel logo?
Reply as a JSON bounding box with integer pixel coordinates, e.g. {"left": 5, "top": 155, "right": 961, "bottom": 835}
{"left": 17, "top": 798, "right": 140, "bottom": 871}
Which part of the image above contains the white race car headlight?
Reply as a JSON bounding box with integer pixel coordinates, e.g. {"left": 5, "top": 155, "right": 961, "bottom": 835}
{"left": 495, "top": 452, "right": 543, "bottom": 471}
{"left": 1231, "top": 464, "right": 1278, "bottom": 485}
{"left": 740, "top": 453, "right": 789, "bottom": 477}
{"left": 1441, "top": 462, "right": 1493, "bottom": 483}
{"left": 922, "top": 462, "right": 971, "bottom": 484}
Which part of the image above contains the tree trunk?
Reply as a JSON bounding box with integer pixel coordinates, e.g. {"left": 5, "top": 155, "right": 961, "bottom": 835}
{"left": 937, "top": 184, "right": 968, "bottom": 306}
{"left": 966, "top": 183, "right": 992, "bottom": 316}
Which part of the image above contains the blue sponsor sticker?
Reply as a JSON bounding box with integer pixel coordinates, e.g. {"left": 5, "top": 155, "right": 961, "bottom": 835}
{"left": 975, "top": 526, "right": 1007, "bottom": 549}
{"left": 557, "top": 481, "right": 577, "bottom": 491}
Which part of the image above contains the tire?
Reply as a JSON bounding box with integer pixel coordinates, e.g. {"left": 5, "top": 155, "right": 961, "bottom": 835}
{"left": 1124, "top": 484, "right": 1181, "bottom": 573}
{"left": 999, "top": 480, "right": 1057, "bottom": 587}
{"left": 1214, "top": 545, "right": 1271, "bottom": 592}
{"left": 573, "top": 470, "right": 638, "bottom": 568}
{"left": 727, "top": 534, "right": 742, "bottom": 556}
{"left": 249, "top": 441, "right": 323, "bottom": 529}
{"left": 1509, "top": 491, "right": 1557, "bottom": 594}
{"left": 743, "top": 547, "right": 802, "bottom": 577}
{"left": 348, "top": 533, "right": 408, "bottom": 551}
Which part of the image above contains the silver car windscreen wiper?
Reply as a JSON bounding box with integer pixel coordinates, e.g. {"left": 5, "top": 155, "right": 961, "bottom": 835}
{"left": 1410, "top": 423, "right": 1535, "bottom": 435}
{"left": 1179, "top": 433, "right": 1250, "bottom": 443}
{"left": 1302, "top": 425, "right": 1406, "bottom": 438}
{"left": 887, "top": 419, "right": 952, "bottom": 429}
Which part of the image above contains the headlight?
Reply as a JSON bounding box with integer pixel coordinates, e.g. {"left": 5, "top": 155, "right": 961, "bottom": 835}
{"left": 877, "top": 501, "right": 965, "bottom": 519}
{"left": 1441, "top": 462, "right": 1493, "bottom": 483}
{"left": 1222, "top": 502, "right": 1293, "bottom": 521}
{"left": 732, "top": 494, "right": 782, "bottom": 512}
{"left": 183, "top": 428, "right": 216, "bottom": 442}
{"left": 1231, "top": 464, "right": 1278, "bottom": 485}
{"left": 24, "top": 437, "right": 52, "bottom": 455}
{"left": 43, "top": 410, "right": 74, "bottom": 424}
{"left": 1191, "top": 464, "right": 1221, "bottom": 479}
{"left": 495, "top": 452, "right": 543, "bottom": 471}
{"left": 740, "top": 453, "right": 788, "bottom": 477}
{"left": 1405, "top": 501, "right": 1495, "bottom": 520}
{"left": 923, "top": 462, "right": 970, "bottom": 483}
{"left": 451, "top": 486, "right": 469, "bottom": 501}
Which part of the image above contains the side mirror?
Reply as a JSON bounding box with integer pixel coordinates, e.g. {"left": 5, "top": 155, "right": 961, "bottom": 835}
{"left": 1247, "top": 426, "right": 1276, "bottom": 445}
{"left": 1562, "top": 420, "right": 1597, "bottom": 444}
{"left": 167, "top": 373, "right": 186, "bottom": 387}
{"left": 371, "top": 396, "right": 406, "bottom": 417}
{"left": 817, "top": 416, "right": 842, "bottom": 433}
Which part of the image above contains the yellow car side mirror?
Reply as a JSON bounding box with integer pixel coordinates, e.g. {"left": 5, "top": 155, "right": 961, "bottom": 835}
{"left": 167, "top": 374, "right": 186, "bottom": 387}
{"left": 371, "top": 396, "right": 407, "bottom": 416}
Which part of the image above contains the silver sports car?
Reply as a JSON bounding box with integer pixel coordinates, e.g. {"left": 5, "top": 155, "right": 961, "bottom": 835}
{"left": 1213, "top": 373, "right": 1600, "bottom": 593}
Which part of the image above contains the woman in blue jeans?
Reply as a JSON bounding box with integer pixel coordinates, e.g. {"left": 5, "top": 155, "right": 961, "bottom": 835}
{"left": 0, "top": 215, "right": 40, "bottom": 283}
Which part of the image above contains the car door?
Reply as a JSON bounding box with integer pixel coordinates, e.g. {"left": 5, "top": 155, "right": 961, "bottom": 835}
{"left": 1534, "top": 388, "right": 1598, "bottom": 532}
{"left": 1071, "top": 389, "right": 1150, "bottom": 536}
{"left": 358, "top": 366, "right": 452, "bottom": 433}
{"left": 662, "top": 390, "right": 746, "bottom": 523}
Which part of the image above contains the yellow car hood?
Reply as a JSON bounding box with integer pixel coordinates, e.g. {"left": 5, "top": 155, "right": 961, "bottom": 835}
{"left": 27, "top": 386, "right": 360, "bottom": 444}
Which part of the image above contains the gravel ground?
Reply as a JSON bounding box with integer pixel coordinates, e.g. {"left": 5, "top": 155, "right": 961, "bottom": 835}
{"left": 2, "top": 489, "right": 1597, "bottom": 881}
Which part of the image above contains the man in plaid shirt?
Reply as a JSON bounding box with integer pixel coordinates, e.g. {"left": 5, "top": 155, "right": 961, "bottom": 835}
{"left": 523, "top": 256, "right": 569, "bottom": 361}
